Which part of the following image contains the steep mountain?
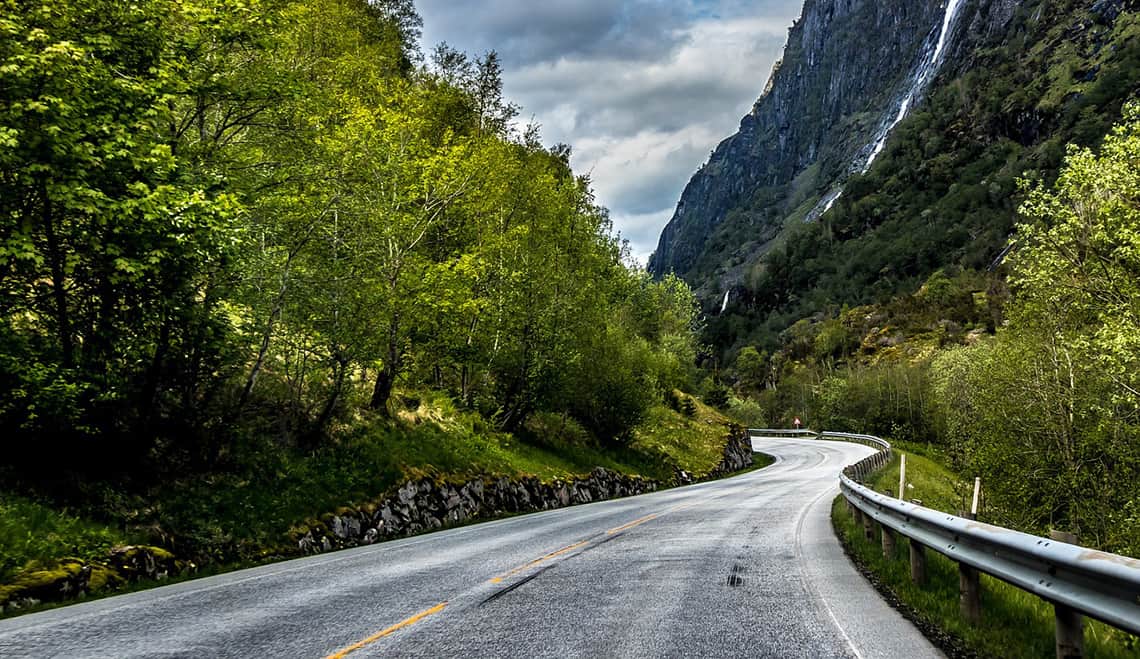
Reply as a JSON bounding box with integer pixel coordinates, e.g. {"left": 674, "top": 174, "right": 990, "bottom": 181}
{"left": 650, "top": 0, "right": 1139, "bottom": 351}
{"left": 651, "top": 0, "right": 950, "bottom": 287}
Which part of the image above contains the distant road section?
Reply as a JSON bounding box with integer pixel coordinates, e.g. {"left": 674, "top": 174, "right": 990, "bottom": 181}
{"left": 0, "top": 438, "right": 941, "bottom": 658}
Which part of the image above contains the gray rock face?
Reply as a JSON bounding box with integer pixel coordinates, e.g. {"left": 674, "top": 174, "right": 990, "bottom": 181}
{"left": 648, "top": 0, "right": 1020, "bottom": 301}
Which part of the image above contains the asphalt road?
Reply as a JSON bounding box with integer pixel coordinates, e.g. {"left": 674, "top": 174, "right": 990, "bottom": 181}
{"left": 0, "top": 437, "right": 941, "bottom": 658}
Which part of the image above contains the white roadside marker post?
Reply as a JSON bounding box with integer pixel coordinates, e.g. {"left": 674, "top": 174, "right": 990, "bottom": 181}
{"left": 898, "top": 454, "right": 906, "bottom": 500}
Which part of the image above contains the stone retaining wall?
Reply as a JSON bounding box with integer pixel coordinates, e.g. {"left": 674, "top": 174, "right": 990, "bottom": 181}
{"left": 293, "top": 427, "right": 754, "bottom": 555}
{"left": 292, "top": 467, "right": 661, "bottom": 554}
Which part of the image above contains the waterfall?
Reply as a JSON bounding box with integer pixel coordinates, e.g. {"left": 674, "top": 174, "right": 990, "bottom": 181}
{"left": 862, "top": 0, "right": 966, "bottom": 172}
{"left": 720, "top": 289, "right": 731, "bottom": 314}
{"left": 805, "top": 188, "right": 844, "bottom": 223}
{"left": 821, "top": 189, "right": 843, "bottom": 214}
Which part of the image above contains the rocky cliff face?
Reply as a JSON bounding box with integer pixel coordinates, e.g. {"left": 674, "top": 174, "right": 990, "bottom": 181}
{"left": 649, "top": 0, "right": 1021, "bottom": 302}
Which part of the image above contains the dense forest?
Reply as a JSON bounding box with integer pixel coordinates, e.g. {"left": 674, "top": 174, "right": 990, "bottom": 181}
{"left": 0, "top": 0, "right": 704, "bottom": 484}
{"left": 726, "top": 107, "right": 1140, "bottom": 556}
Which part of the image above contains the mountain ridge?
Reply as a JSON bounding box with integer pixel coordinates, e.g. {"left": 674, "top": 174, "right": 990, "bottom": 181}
{"left": 649, "top": 0, "right": 956, "bottom": 292}
{"left": 650, "top": 0, "right": 1137, "bottom": 357}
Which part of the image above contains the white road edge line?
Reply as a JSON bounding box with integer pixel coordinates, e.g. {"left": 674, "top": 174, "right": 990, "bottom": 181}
{"left": 793, "top": 446, "right": 865, "bottom": 659}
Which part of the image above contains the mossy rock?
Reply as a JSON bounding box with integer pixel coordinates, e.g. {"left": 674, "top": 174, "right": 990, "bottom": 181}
{"left": 106, "top": 546, "right": 179, "bottom": 582}
{"left": 0, "top": 558, "right": 93, "bottom": 608}
{"left": 86, "top": 564, "right": 124, "bottom": 593}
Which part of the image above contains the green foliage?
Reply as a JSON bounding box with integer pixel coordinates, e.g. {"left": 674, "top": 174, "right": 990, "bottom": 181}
{"left": 756, "top": 107, "right": 1140, "bottom": 556}
{"left": 630, "top": 396, "right": 739, "bottom": 478}
{"left": 0, "top": 495, "right": 136, "bottom": 582}
{"left": 699, "top": 377, "right": 730, "bottom": 410}
{"left": 0, "top": 1, "right": 714, "bottom": 599}
{"left": 0, "top": 0, "right": 241, "bottom": 468}
{"left": 732, "top": 346, "right": 768, "bottom": 392}
{"left": 929, "top": 106, "right": 1140, "bottom": 551}
{"left": 1014, "top": 103, "right": 1140, "bottom": 408}
{"left": 726, "top": 396, "right": 766, "bottom": 427}
{"left": 0, "top": 0, "right": 705, "bottom": 486}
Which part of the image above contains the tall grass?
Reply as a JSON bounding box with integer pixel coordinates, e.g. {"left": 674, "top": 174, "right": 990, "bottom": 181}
{"left": 0, "top": 496, "right": 136, "bottom": 581}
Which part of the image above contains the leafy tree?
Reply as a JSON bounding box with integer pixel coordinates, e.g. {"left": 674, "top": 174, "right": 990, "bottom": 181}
{"left": 0, "top": 0, "right": 237, "bottom": 468}
{"left": 929, "top": 105, "right": 1140, "bottom": 549}
{"left": 1014, "top": 103, "right": 1140, "bottom": 408}
{"left": 733, "top": 347, "right": 768, "bottom": 392}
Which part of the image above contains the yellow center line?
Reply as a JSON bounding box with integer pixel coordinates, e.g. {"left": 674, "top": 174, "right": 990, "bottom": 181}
{"left": 607, "top": 512, "right": 659, "bottom": 535}
{"left": 489, "top": 540, "right": 590, "bottom": 584}
{"left": 324, "top": 602, "right": 447, "bottom": 659}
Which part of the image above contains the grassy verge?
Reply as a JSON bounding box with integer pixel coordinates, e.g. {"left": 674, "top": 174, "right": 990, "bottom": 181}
{"left": 2, "top": 390, "right": 760, "bottom": 617}
{"left": 832, "top": 450, "right": 1139, "bottom": 658}
{"left": 751, "top": 453, "right": 777, "bottom": 471}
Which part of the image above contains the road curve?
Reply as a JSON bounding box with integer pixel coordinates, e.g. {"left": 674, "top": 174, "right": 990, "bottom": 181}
{"left": 0, "top": 437, "right": 940, "bottom": 658}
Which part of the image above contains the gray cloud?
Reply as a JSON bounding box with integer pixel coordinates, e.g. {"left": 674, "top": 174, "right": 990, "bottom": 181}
{"left": 419, "top": 0, "right": 691, "bottom": 66}
{"left": 417, "top": 0, "right": 804, "bottom": 262}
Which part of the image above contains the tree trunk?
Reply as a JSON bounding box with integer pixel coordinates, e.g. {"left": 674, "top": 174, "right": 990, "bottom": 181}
{"left": 238, "top": 274, "right": 289, "bottom": 410}
{"left": 370, "top": 312, "right": 401, "bottom": 414}
{"left": 370, "top": 367, "right": 395, "bottom": 415}
{"left": 140, "top": 313, "right": 173, "bottom": 431}
{"left": 41, "top": 181, "right": 74, "bottom": 368}
{"left": 315, "top": 353, "right": 349, "bottom": 434}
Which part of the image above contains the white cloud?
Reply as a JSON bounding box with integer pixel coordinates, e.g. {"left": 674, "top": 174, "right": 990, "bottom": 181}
{"left": 417, "top": 1, "right": 804, "bottom": 261}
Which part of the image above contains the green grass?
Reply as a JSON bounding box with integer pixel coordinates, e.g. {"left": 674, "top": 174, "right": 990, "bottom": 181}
{"left": 631, "top": 394, "right": 738, "bottom": 477}
{"left": 834, "top": 450, "right": 1140, "bottom": 657}
{"left": 146, "top": 396, "right": 707, "bottom": 564}
{"left": 0, "top": 387, "right": 757, "bottom": 620}
{"left": 751, "top": 452, "right": 777, "bottom": 471}
{"left": 0, "top": 495, "right": 140, "bottom": 582}
{"left": 870, "top": 445, "right": 975, "bottom": 513}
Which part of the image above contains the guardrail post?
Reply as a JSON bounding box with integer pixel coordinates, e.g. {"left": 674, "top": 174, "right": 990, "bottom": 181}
{"left": 863, "top": 511, "right": 875, "bottom": 542}
{"left": 909, "top": 539, "right": 927, "bottom": 585}
{"left": 1050, "top": 530, "right": 1085, "bottom": 659}
{"left": 881, "top": 524, "right": 896, "bottom": 558}
{"left": 959, "top": 563, "right": 982, "bottom": 624}
{"left": 880, "top": 489, "right": 896, "bottom": 557}
{"left": 959, "top": 511, "right": 982, "bottom": 625}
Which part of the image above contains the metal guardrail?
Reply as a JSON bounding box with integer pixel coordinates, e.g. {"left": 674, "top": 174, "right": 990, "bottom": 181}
{"left": 746, "top": 428, "right": 818, "bottom": 438}
{"left": 750, "top": 428, "right": 1140, "bottom": 655}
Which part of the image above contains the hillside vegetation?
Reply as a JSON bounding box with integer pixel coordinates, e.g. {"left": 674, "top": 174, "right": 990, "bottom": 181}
{"left": 730, "top": 107, "right": 1140, "bottom": 557}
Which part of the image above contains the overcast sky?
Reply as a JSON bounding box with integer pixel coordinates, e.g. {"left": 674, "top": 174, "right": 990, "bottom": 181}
{"left": 417, "top": 0, "right": 805, "bottom": 264}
